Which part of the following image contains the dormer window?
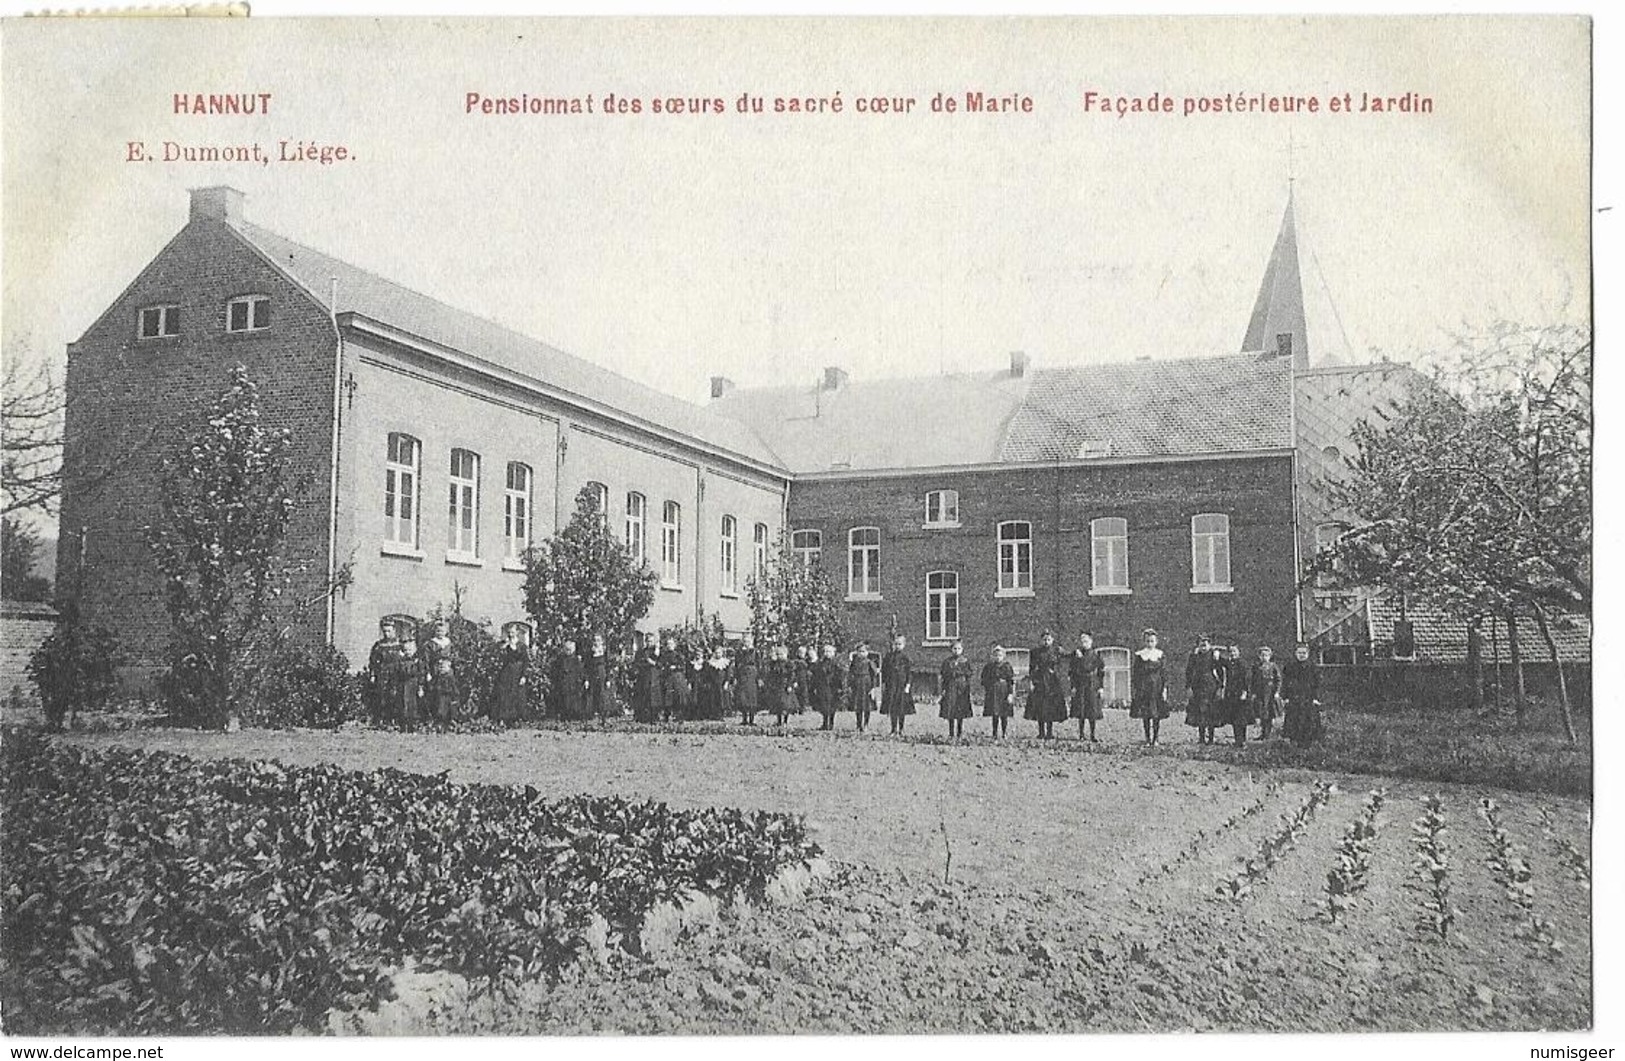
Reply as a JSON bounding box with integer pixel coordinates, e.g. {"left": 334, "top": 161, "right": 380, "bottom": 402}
{"left": 138, "top": 305, "right": 180, "bottom": 339}
{"left": 1076, "top": 439, "right": 1113, "bottom": 459}
{"left": 226, "top": 295, "right": 271, "bottom": 333}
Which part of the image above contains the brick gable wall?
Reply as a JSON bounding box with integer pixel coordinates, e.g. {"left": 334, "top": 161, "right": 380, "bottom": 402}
{"left": 58, "top": 218, "right": 338, "bottom": 678}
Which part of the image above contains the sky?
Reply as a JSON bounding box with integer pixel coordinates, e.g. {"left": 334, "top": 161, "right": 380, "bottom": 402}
{"left": 2, "top": 15, "right": 1590, "bottom": 416}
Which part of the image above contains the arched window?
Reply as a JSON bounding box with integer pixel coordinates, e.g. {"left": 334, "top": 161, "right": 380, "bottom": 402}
{"left": 996, "top": 520, "right": 1033, "bottom": 594}
{"left": 1191, "top": 513, "right": 1231, "bottom": 590}
{"left": 791, "top": 529, "right": 822, "bottom": 566}
{"left": 925, "top": 570, "right": 959, "bottom": 642}
{"left": 1090, "top": 517, "right": 1128, "bottom": 592}
{"left": 448, "top": 448, "right": 480, "bottom": 558}
{"left": 584, "top": 481, "right": 610, "bottom": 528}
{"left": 504, "top": 462, "right": 532, "bottom": 561}
{"left": 753, "top": 523, "right": 769, "bottom": 582}
{"left": 661, "top": 501, "right": 682, "bottom": 586}
{"left": 625, "top": 492, "right": 647, "bottom": 563}
{"left": 848, "top": 527, "right": 880, "bottom": 597}
{"left": 1099, "top": 647, "right": 1131, "bottom": 708}
{"left": 383, "top": 433, "right": 421, "bottom": 549}
{"left": 720, "top": 515, "right": 739, "bottom": 595}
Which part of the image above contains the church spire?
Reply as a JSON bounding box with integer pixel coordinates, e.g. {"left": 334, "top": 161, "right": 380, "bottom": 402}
{"left": 1242, "top": 190, "right": 1309, "bottom": 368}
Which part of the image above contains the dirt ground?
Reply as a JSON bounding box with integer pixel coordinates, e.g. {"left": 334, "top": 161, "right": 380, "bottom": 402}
{"left": 59, "top": 720, "right": 1593, "bottom": 1033}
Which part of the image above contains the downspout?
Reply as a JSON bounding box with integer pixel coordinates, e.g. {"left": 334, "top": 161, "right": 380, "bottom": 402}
{"left": 1288, "top": 371, "right": 1304, "bottom": 645}
{"left": 324, "top": 277, "right": 343, "bottom": 647}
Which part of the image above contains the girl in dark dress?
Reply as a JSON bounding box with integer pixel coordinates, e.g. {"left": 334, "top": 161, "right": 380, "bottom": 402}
{"left": 1129, "top": 628, "right": 1170, "bottom": 745}
{"left": 659, "top": 638, "right": 691, "bottom": 723}
{"left": 981, "top": 645, "right": 1015, "bottom": 738}
{"left": 1069, "top": 632, "right": 1106, "bottom": 742}
{"left": 697, "top": 645, "right": 731, "bottom": 721}
{"left": 938, "top": 640, "right": 974, "bottom": 738}
{"left": 1248, "top": 645, "right": 1283, "bottom": 741}
{"left": 761, "top": 644, "right": 790, "bottom": 725}
{"left": 396, "top": 636, "right": 427, "bottom": 731}
{"left": 632, "top": 640, "right": 663, "bottom": 723}
{"left": 1220, "top": 645, "right": 1249, "bottom": 745}
{"left": 811, "top": 644, "right": 845, "bottom": 730}
{"left": 586, "top": 634, "right": 611, "bottom": 723}
{"left": 881, "top": 634, "right": 914, "bottom": 735}
{"left": 1281, "top": 643, "right": 1323, "bottom": 745}
{"left": 491, "top": 625, "right": 530, "bottom": 726}
{"left": 734, "top": 634, "right": 762, "bottom": 726}
{"left": 793, "top": 646, "right": 814, "bottom": 716}
{"left": 1024, "top": 630, "right": 1067, "bottom": 739}
{"left": 366, "top": 619, "right": 403, "bottom": 724}
{"left": 846, "top": 640, "right": 880, "bottom": 733}
{"left": 1185, "top": 642, "right": 1225, "bottom": 745}
{"left": 552, "top": 639, "right": 587, "bottom": 721}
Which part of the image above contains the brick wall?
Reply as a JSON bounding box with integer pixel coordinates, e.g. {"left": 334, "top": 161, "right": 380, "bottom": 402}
{"left": 0, "top": 602, "right": 57, "bottom": 699}
{"left": 58, "top": 216, "right": 339, "bottom": 675}
{"left": 787, "top": 455, "right": 1300, "bottom": 694}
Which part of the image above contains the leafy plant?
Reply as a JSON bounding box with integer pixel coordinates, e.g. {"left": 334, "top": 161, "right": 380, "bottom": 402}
{"left": 0, "top": 730, "right": 820, "bottom": 1035}
{"left": 1410, "top": 795, "right": 1457, "bottom": 942}
{"left": 1323, "top": 787, "right": 1386, "bottom": 922}
{"left": 746, "top": 530, "right": 845, "bottom": 650}
{"left": 1479, "top": 797, "right": 1563, "bottom": 959}
{"left": 237, "top": 637, "right": 364, "bottom": 729}
{"left": 1217, "top": 781, "right": 1333, "bottom": 901}
{"left": 25, "top": 601, "right": 121, "bottom": 730}
{"left": 1537, "top": 807, "right": 1590, "bottom": 888}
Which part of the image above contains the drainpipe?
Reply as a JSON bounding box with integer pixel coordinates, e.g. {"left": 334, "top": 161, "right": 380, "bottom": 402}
{"left": 324, "top": 277, "right": 343, "bottom": 647}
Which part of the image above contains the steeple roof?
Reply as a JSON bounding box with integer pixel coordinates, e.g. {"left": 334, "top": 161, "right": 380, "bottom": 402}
{"left": 1242, "top": 193, "right": 1310, "bottom": 368}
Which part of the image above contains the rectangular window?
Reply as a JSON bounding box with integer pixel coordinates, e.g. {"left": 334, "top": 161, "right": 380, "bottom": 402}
{"left": 997, "top": 520, "right": 1033, "bottom": 594}
{"left": 1091, "top": 517, "right": 1129, "bottom": 592}
{"left": 383, "top": 432, "right": 420, "bottom": 548}
{"left": 1192, "top": 513, "right": 1232, "bottom": 589}
{"left": 848, "top": 527, "right": 880, "bottom": 597}
{"left": 753, "top": 523, "right": 769, "bottom": 583}
{"left": 791, "top": 529, "right": 822, "bottom": 566}
{"left": 924, "top": 489, "right": 960, "bottom": 528}
{"left": 138, "top": 305, "right": 180, "bottom": 339}
{"left": 625, "top": 492, "right": 647, "bottom": 563}
{"left": 1314, "top": 521, "right": 1350, "bottom": 589}
{"left": 1100, "top": 647, "right": 1131, "bottom": 708}
{"left": 926, "top": 571, "right": 959, "bottom": 642}
{"left": 504, "top": 462, "right": 532, "bottom": 561}
{"left": 720, "top": 515, "right": 738, "bottom": 595}
{"left": 661, "top": 501, "right": 682, "bottom": 586}
{"left": 225, "top": 295, "right": 271, "bottom": 333}
{"left": 448, "top": 448, "right": 480, "bottom": 558}
{"left": 585, "top": 481, "right": 610, "bottom": 528}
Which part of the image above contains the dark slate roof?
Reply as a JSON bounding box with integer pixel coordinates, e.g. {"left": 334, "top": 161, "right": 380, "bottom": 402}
{"left": 226, "top": 221, "right": 784, "bottom": 471}
{"left": 998, "top": 353, "right": 1294, "bottom": 463}
{"left": 1366, "top": 596, "right": 1591, "bottom": 665}
{"left": 708, "top": 369, "right": 1030, "bottom": 473}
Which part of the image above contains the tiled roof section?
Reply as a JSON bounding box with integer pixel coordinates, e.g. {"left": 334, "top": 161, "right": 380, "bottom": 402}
{"left": 227, "top": 221, "right": 784, "bottom": 471}
{"left": 708, "top": 370, "right": 1029, "bottom": 473}
{"left": 999, "top": 353, "right": 1294, "bottom": 462}
{"left": 1366, "top": 596, "right": 1591, "bottom": 665}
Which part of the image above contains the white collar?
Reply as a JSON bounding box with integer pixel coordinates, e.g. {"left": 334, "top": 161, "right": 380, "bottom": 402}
{"left": 1135, "top": 647, "right": 1164, "bottom": 661}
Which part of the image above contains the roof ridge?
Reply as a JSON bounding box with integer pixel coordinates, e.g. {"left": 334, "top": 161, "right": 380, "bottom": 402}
{"left": 229, "top": 219, "right": 783, "bottom": 469}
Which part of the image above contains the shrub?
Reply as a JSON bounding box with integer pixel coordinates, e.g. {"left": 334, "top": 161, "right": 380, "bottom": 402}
{"left": 0, "top": 731, "right": 820, "bottom": 1034}
{"left": 239, "top": 639, "right": 364, "bottom": 729}
{"left": 25, "top": 602, "right": 121, "bottom": 730}
{"left": 421, "top": 601, "right": 506, "bottom": 717}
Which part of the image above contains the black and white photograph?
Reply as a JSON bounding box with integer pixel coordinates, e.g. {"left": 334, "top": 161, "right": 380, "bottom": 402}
{"left": 0, "top": 10, "right": 1608, "bottom": 1052}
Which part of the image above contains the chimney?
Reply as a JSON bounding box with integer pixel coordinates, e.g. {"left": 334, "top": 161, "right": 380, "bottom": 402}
{"left": 1010, "top": 350, "right": 1029, "bottom": 378}
{"left": 709, "top": 375, "right": 736, "bottom": 400}
{"left": 821, "top": 366, "right": 849, "bottom": 391}
{"left": 190, "top": 186, "right": 244, "bottom": 224}
{"left": 1275, "top": 332, "right": 1294, "bottom": 361}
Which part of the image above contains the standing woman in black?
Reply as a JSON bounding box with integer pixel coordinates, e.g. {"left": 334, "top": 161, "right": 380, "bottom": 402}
{"left": 631, "top": 636, "right": 662, "bottom": 724}
{"left": 586, "top": 633, "right": 611, "bottom": 724}
{"left": 1280, "top": 643, "right": 1324, "bottom": 745}
{"left": 491, "top": 624, "right": 531, "bottom": 727}
{"left": 938, "top": 639, "right": 974, "bottom": 739}
{"left": 659, "top": 636, "right": 692, "bottom": 724}
{"left": 981, "top": 644, "right": 1015, "bottom": 738}
{"left": 1129, "top": 628, "right": 1170, "bottom": 745}
{"left": 881, "top": 633, "right": 914, "bottom": 735}
{"left": 1069, "top": 632, "right": 1105, "bottom": 742}
{"left": 1024, "top": 630, "right": 1067, "bottom": 739}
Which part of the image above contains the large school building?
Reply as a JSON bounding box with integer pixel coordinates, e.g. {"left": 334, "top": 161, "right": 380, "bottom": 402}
{"left": 64, "top": 185, "right": 1555, "bottom": 698}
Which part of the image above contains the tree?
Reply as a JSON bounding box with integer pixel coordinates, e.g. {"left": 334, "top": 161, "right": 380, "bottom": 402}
{"left": 145, "top": 365, "right": 344, "bottom": 729}
{"left": 520, "top": 485, "right": 657, "bottom": 675}
{"left": 1314, "top": 324, "right": 1590, "bottom": 742}
{"left": 1, "top": 516, "right": 52, "bottom": 601}
{"left": 1, "top": 353, "right": 153, "bottom": 518}
{"left": 746, "top": 531, "right": 845, "bottom": 650}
